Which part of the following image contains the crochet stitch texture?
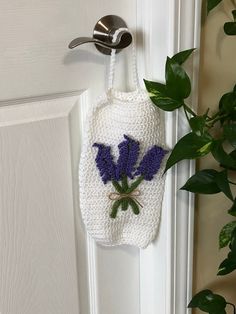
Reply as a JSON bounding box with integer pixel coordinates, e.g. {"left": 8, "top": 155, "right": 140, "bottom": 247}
{"left": 79, "top": 88, "right": 168, "bottom": 249}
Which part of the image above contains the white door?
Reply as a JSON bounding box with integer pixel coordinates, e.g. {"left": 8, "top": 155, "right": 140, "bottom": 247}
{"left": 0, "top": 1, "right": 201, "bottom": 314}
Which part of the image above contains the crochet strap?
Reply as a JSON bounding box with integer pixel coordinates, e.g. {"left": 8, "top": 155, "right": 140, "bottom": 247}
{"left": 107, "top": 28, "right": 140, "bottom": 91}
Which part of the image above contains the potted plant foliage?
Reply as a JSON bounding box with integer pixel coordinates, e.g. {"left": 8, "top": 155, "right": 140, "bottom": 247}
{"left": 144, "top": 0, "right": 236, "bottom": 312}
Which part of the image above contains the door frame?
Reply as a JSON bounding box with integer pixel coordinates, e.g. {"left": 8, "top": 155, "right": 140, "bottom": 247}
{"left": 137, "top": 1, "right": 202, "bottom": 313}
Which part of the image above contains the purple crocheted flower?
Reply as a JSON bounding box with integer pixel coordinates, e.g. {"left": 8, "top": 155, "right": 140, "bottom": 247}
{"left": 93, "top": 143, "right": 117, "bottom": 184}
{"left": 135, "top": 146, "right": 168, "bottom": 181}
{"left": 116, "top": 135, "right": 140, "bottom": 180}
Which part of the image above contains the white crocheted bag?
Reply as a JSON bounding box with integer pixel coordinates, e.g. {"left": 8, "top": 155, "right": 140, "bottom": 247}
{"left": 79, "top": 32, "right": 168, "bottom": 249}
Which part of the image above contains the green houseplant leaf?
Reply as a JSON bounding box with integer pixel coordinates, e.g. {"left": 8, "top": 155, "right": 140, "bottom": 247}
{"left": 229, "top": 149, "right": 236, "bottom": 161}
{"left": 219, "top": 221, "right": 236, "bottom": 249}
{"left": 222, "top": 149, "right": 236, "bottom": 171}
{"left": 165, "top": 57, "right": 191, "bottom": 101}
{"left": 181, "top": 169, "right": 221, "bottom": 194}
{"left": 230, "top": 229, "right": 236, "bottom": 251}
{"left": 224, "top": 12, "right": 236, "bottom": 36}
{"left": 143, "top": 79, "right": 183, "bottom": 111}
{"left": 165, "top": 132, "right": 213, "bottom": 172}
{"left": 207, "top": 0, "right": 223, "bottom": 14}
{"left": 171, "top": 48, "right": 196, "bottom": 65}
{"left": 189, "top": 116, "right": 207, "bottom": 135}
{"left": 219, "top": 91, "right": 236, "bottom": 113}
{"left": 218, "top": 251, "right": 236, "bottom": 275}
{"left": 215, "top": 170, "right": 233, "bottom": 201}
{"left": 211, "top": 140, "right": 236, "bottom": 169}
{"left": 218, "top": 229, "right": 236, "bottom": 275}
{"left": 228, "top": 199, "right": 236, "bottom": 216}
{"left": 224, "top": 22, "right": 236, "bottom": 36}
{"left": 181, "top": 169, "right": 233, "bottom": 200}
{"left": 219, "top": 90, "right": 236, "bottom": 122}
{"left": 223, "top": 124, "right": 236, "bottom": 148}
{"left": 143, "top": 80, "right": 166, "bottom": 95}
{"left": 144, "top": 47, "right": 236, "bottom": 313}
{"left": 188, "top": 289, "right": 227, "bottom": 313}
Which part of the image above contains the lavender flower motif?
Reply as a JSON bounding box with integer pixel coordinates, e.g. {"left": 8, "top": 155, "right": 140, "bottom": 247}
{"left": 135, "top": 146, "right": 168, "bottom": 181}
{"left": 116, "top": 135, "right": 140, "bottom": 180}
{"left": 93, "top": 136, "right": 168, "bottom": 218}
{"left": 93, "top": 143, "right": 117, "bottom": 184}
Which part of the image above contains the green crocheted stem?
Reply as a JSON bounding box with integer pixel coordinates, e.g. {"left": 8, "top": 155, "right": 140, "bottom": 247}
{"left": 121, "top": 198, "right": 129, "bottom": 211}
{"left": 110, "top": 175, "right": 143, "bottom": 218}
{"left": 110, "top": 197, "right": 140, "bottom": 218}
{"left": 121, "top": 175, "right": 129, "bottom": 191}
{"left": 126, "top": 175, "right": 144, "bottom": 194}
{"left": 112, "top": 180, "right": 124, "bottom": 193}
{"left": 110, "top": 199, "right": 123, "bottom": 218}
{"left": 128, "top": 198, "right": 140, "bottom": 215}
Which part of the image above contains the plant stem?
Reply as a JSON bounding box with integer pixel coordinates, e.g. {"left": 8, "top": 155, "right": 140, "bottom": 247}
{"left": 209, "top": 110, "right": 221, "bottom": 120}
{"left": 184, "top": 103, "right": 197, "bottom": 117}
{"left": 227, "top": 302, "right": 236, "bottom": 314}
{"left": 207, "top": 113, "right": 229, "bottom": 127}
{"left": 204, "top": 108, "right": 210, "bottom": 119}
{"left": 183, "top": 105, "right": 190, "bottom": 124}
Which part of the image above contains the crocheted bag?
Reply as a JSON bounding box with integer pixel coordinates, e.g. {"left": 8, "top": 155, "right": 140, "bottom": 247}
{"left": 79, "top": 32, "right": 168, "bottom": 249}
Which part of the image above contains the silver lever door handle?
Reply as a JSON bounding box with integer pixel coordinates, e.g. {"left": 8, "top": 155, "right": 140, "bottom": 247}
{"left": 68, "top": 15, "right": 132, "bottom": 55}
{"left": 68, "top": 31, "right": 132, "bottom": 50}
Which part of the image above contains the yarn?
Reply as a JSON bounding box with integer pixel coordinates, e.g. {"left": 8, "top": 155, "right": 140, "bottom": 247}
{"left": 78, "top": 30, "right": 168, "bottom": 248}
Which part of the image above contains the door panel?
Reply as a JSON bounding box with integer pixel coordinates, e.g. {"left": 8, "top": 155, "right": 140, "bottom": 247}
{"left": 96, "top": 246, "right": 140, "bottom": 314}
{"left": 0, "top": 0, "right": 200, "bottom": 313}
{"left": 0, "top": 0, "right": 201, "bottom": 314}
{"left": 0, "top": 0, "right": 136, "bottom": 101}
{"left": 79, "top": 91, "right": 141, "bottom": 314}
{"left": 0, "top": 0, "right": 140, "bottom": 313}
{"left": 0, "top": 95, "right": 83, "bottom": 314}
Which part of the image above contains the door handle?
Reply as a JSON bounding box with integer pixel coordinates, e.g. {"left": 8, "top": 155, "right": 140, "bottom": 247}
{"left": 68, "top": 15, "right": 132, "bottom": 55}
